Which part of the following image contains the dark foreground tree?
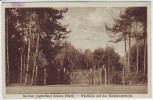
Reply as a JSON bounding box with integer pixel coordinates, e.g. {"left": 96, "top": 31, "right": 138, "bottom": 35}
{"left": 5, "top": 8, "right": 70, "bottom": 86}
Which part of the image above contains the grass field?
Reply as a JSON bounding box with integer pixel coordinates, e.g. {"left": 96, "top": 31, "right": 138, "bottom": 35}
{"left": 6, "top": 85, "right": 147, "bottom": 94}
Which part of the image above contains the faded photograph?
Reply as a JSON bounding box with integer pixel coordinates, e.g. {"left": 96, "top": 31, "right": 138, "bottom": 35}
{"left": 5, "top": 7, "right": 148, "bottom": 94}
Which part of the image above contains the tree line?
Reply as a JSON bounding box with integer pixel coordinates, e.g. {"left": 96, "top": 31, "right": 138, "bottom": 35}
{"left": 53, "top": 45, "right": 122, "bottom": 84}
{"left": 105, "top": 7, "right": 147, "bottom": 84}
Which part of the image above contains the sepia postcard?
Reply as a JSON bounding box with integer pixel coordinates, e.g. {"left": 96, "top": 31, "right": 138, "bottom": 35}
{"left": 1, "top": 1, "right": 152, "bottom": 99}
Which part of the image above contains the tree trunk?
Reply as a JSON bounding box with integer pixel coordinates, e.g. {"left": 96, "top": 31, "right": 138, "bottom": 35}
{"left": 6, "top": 14, "right": 10, "bottom": 85}
{"left": 20, "top": 49, "right": 23, "bottom": 83}
{"left": 101, "top": 66, "right": 103, "bottom": 84}
{"left": 143, "top": 38, "right": 146, "bottom": 75}
{"left": 31, "top": 30, "right": 40, "bottom": 85}
{"left": 128, "top": 35, "right": 131, "bottom": 77}
{"left": 92, "top": 68, "right": 94, "bottom": 85}
{"left": 63, "top": 67, "right": 66, "bottom": 84}
{"left": 36, "top": 64, "right": 38, "bottom": 85}
{"left": 104, "top": 67, "right": 107, "bottom": 85}
{"left": 128, "top": 17, "right": 131, "bottom": 78}
{"left": 25, "top": 33, "right": 31, "bottom": 85}
{"left": 122, "top": 67, "right": 125, "bottom": 85}
{"left": 135, "top": 21, "right": 139, "bottom": 75}
{"left": 25, "top": 13, "right": 32, "bottom": 85}
{"left": 23, "top": 49, "right": 26, "bottom": 83}
{"left": 143, "top": 22, "right": 147, "bottom": 75}
{"left": 136, "top": 41, "right": 139, "bottom": 75}
{"left": 124, "top": 35, "right": 127, "bottom": 81}
{"left": 44, "top": 67, "right": 47, "bottom": 85}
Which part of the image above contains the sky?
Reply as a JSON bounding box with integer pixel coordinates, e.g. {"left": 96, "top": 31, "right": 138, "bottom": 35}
{"left": 60, "top": 7, "right": 127, "bottom": 56}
